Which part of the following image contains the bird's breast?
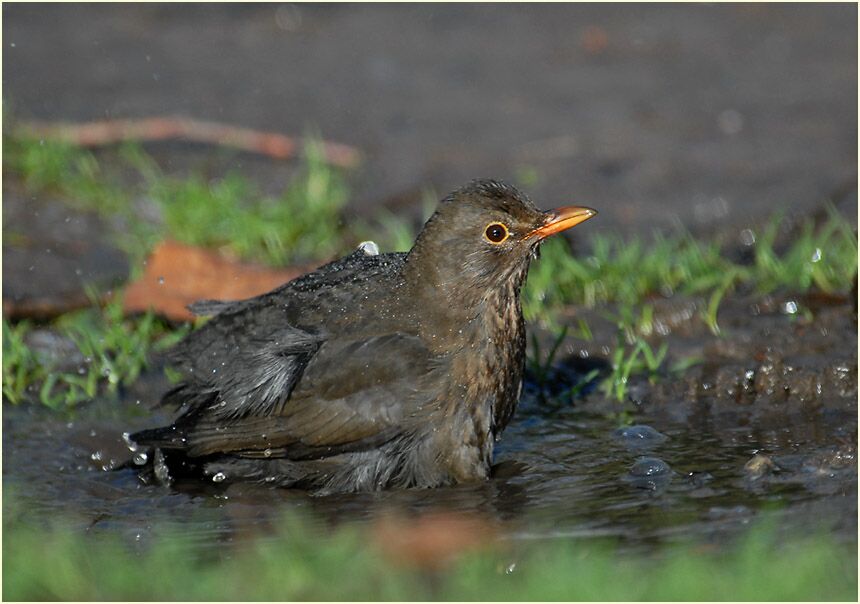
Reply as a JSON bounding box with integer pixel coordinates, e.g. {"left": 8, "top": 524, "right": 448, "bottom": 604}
{"left": 437, "top": 285, "right": 525, "bottom": 479}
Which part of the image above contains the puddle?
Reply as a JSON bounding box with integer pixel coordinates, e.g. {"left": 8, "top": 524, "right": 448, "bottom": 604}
{"left": 4, "top": 292, "right": 856, "bottom": 553}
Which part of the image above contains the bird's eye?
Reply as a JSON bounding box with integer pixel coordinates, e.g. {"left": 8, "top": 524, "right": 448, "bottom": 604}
{"left": 484, "top": 222, "right": 509, "bottom": 244}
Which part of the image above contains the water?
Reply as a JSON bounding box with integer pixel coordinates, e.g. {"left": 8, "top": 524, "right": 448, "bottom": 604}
{"left": 4, "top": 369, "right": 855, "bottom": 552}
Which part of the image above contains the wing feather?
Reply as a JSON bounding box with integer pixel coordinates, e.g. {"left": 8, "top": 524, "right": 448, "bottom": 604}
{"left": 138, "top": 333, "right": 445, "bottom": 461}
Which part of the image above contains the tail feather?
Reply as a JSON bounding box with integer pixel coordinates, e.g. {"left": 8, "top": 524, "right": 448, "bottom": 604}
{"left": 129, "top": 424, "right": 189, "bottom": 449}
{"left": 132, "top": 382, "right": 219, "bottom": 451}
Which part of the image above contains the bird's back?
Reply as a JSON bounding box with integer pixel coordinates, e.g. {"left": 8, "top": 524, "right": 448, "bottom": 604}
{"left": 168, "top": 249, "right": 409, "bottom": 396}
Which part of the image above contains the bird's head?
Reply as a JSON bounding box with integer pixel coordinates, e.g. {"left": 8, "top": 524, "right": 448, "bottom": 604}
{"left": 406, "top": 179, "right": 596, "bottom": 306}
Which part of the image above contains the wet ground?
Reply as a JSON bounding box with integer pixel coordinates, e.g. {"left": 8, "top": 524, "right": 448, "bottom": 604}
{"left": 2, "top": 2, "right": 857, "bottom": 561}
{"left": 3, "top": 4, "right": 857, "bottom": 237}
{"left": 4, "top": 287, "right": 855, "bottom": 554}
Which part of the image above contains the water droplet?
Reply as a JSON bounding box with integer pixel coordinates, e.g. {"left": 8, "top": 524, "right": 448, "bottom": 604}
{"left": 133, "top": 452, "right": 148, "bottom": 465}
{"left": 263, "top": 448, "right": 272, "bottom": 457}
{"left": 810, "top": 248, "right": 822, "bottom": 263}
{"left": 612, "top": 425, "right": 668, "bottom": 446}
{"left": 357, "top": 240, "right": 379, "bottom": 256}
{"left": 782, "top": 300, "right": 798, "bottom": 315}
{"left": 739, "top": 229, "right": 756, "bottom": 246}
{"left": 157, "top": 276, "right": 165, "bottom": 285}
{"left": 212, "top": 471, "right": 226, "bottom": 483}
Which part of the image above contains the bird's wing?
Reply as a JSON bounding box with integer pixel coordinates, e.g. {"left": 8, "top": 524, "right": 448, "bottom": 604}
{"left": 142, "top": 332, "right": 444, "bottom": 460}
{"left": 162, "top": 302, "right": 324, "bottom": 421}
{"left": 160, "top": 250, "right": 408, "bottom": 419}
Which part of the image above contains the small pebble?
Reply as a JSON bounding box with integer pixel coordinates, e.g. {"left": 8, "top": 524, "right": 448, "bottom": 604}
{"left": 744, "top": 454, "right": 776, "bottom": 479}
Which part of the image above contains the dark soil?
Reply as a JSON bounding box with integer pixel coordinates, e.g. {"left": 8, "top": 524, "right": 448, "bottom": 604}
{"left": 2, "top": 2, "right": 856, "bottom": 556}
{"left": 2, "top": 181, "right": 129, "bottom": 318}
{"left": 3, "top": 4, "right": 857, "bottom": 235}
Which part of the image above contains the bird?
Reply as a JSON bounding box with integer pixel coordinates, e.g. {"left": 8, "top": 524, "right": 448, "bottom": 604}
{"left": 129, "top": 179, "right": 596, "bottom": 494}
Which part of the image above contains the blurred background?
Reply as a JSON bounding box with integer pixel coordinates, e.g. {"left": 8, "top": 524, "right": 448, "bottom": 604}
{"left": 4, "top": 3, "right": 857, "bottom": 236}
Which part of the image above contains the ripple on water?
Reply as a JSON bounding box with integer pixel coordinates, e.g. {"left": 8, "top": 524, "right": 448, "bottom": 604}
{"left": 3, "top": 379, "right": 857, "bottom": 552}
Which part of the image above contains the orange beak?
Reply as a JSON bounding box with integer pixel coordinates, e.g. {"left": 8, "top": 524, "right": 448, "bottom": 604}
{"left": 528, "top": 206, "right": 597, "bottom": 240}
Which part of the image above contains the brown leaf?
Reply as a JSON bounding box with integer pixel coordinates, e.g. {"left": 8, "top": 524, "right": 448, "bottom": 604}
{"left": 371, "top": 511, "right": 499, "bottom": 571}
{"left": 123, "top": 241, "right": 314, "bottom": 321}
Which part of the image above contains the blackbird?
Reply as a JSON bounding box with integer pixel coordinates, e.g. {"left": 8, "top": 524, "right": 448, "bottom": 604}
{"left": 130, "top": 179, "right": 596, "bottom": 494}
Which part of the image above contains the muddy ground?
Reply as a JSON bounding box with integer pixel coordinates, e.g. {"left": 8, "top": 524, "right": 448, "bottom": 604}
{"left": 3, "top": 4, "right": 857, "bottom": 234}
{"left": 2, "top": 3, "right": 857, "bottom": 554}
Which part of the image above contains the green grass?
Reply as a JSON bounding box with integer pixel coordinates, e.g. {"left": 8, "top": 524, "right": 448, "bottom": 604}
{"left": 6, "top": 131, "right": 855, "bottom": 305}
{"left": 4, "top": 134, "right": 351, "bottom": 267}
{"left": 3, "top": 135, "right": 130, "bottom": 215}
{"left": 354, "top": 189, "right": 438, "bottom": 253}
{"left": 2, "top": 295, "right": 187, "bottom": 408}
{"left": 522, "top": 209, "right": 855, "bottom": 399}
{"left": 522, "top": 210, "right": 857, "bottom": 324}
{"left": 124, "top": 141, "right": 350, "bottom": 266}
{"left": 3, "top": 128, "right": 857, "bottom": 408}
{"left": 3, "top": 509, "right": 855, "bottom": 601}
{"left": 602, "top": 334, "right": 669, "bottom": 402}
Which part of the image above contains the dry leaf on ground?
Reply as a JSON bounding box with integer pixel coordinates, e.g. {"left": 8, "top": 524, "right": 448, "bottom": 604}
{"left": 371, "top": 511, "right": 500, "bottom": 571}
{"left": 123, "top": 240, "right": 313, "bottom": 321}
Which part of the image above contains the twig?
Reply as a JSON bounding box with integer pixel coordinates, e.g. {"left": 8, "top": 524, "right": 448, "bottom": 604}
{"left": 12, "top": 117, "right": 361, "bottom": 168}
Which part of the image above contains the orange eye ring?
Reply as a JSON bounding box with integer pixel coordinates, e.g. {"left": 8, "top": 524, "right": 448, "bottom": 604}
{"left": 484, "top": 222, "right": 510, "bottom": 244}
